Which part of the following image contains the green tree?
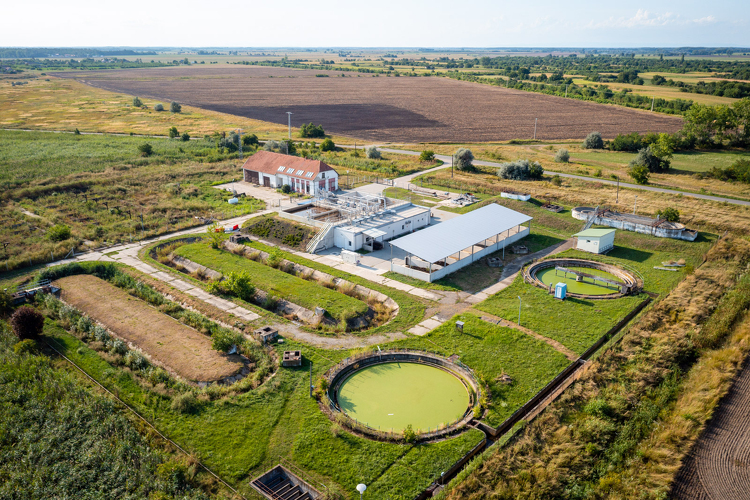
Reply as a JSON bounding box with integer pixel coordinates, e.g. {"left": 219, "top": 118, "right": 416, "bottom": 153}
{"left": 170, "top": 101, "right": 181, "bottom": 113}
{"left": 656, "top": 207, "right": 680, "bottom": 222}
{"left": 224, "top": 271, "right": 256, "bottom": 302}
{"left": 168, "top": 126, "right": 179, "bottom": 139}
{"left": 299, "top": 123, "right": 326, "bottom": 138}
{"left": 583, "top": 131, "right": 604, "bottom": 149}
{"left": 132, "top": 96, "right": 143, "bottom": 107}
{"left": 10, "top": 306, "right": 45, "bottom": 340}
{"left": 365, "top": 145, "right": 381, "bottom": 159}
{"left": 629, "top": 163, "right": 650, "bottom": 184}
{"left": 320, "top": 138, "right": 335, "bottom": 152}
{"left": 138, "top": 143, "right": 153, "bottom": 156}
{"left": 154, "top": 103, "right": 164, "bottom": 111}
{"left": 629, "top": 146, "right": 670, "bottom": 173}
{"left": 453, "top": 148, "right": 474, "bottom": 171}
{"left": 242, "top": 133, "right": 259, "bottom": 147}
{"left": 180, "top": 132, "right": 190, "bottom": 142}
{"left": 419, "top": 150, "right": 435, "bottom": 162}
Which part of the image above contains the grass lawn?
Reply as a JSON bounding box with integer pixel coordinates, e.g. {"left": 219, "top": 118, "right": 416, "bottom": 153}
{"left": 173, "top": 242, "right": 369, "bottom": 321}
{"left": 42, "top": 320, "right": 484, "bottom": 499}
{"left": 475, "top": 232, "right": 715, "bottom": 354}
{"left": 570, "top": 149, "right": 750, "bottom": 174}
{"left": 312, "top": 150, "right": 441, "bottom": 180}
{"left": 383, "top": 187, "right": 444, "bottom": 206}
{"left": 241, "top": 239, "right": 428, "bottom": 335}
{"left": 390, "top": 313, "right": 571, "bottom": 427}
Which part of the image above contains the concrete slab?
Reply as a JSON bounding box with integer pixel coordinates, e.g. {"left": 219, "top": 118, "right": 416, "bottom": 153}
{"left": 152, "top": 271, "right": 177, "bottom": 283}
{"left": 464, "top": 293, "right": 487, "bottom": 304}
{"left": 408, "top": 325, "right": 431, "bottom": 336}
{"left": 409, "top": 288, "right": 442, "bottom": 301}
{"left": 419, "top": 318, "right": 444, "bottom": 331}
{"left": 380, "top": 279, "right": 414, "bottom": 293}
{"left": 169, "top": 280, "right": 195, "bottom": 292}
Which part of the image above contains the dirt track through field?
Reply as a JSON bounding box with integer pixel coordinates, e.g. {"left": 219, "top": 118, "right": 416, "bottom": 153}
{"left": 56, "top": 66, "right": 683, "bottom": 143}
{"left": 671, "top": 356, "right": 750, "bottom": 499}
{"left": 56, "top": 274, "right": 244, "bottom": 383}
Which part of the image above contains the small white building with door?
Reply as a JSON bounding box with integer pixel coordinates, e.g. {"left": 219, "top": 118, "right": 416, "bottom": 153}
{"left": 241, "top": 151, "right": 339, "bottom": 195}
{"left": 573, "top": 228, "right": 616, "bottom": 254}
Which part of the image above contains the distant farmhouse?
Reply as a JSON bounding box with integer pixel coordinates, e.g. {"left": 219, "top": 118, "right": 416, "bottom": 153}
{"left": 241, "top": 151, "right": 339, "bottom": 195}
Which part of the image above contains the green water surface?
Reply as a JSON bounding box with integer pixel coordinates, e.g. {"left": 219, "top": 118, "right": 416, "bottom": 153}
{"left": 537, "top": 266, "right": 620, "bottom": 295}
{"left": 337, "top": 362, "right": 470, "bottom": 432}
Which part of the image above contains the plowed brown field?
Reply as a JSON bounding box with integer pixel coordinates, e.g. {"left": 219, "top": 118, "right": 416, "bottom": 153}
{"left": 671, "top": 357, "right": 750, "bottom": 499}
{"left": 56, "top": 66, "right": 683, "bottom": 143}
{"left": 56, "top": 274, "right": 244, "bottom": 383}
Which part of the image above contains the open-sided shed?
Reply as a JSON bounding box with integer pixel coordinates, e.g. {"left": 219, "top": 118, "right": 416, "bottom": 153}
{"left": 390, "top": 203, "right": 532, "bottom": 282}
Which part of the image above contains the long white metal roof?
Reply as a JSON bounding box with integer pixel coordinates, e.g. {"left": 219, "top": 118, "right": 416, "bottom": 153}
{"left": 391, "top": 203, "right": 532, "bottom": 263}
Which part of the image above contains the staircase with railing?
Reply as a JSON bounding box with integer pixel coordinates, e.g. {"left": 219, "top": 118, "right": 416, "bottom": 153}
{"left": 306, "top": 222, "right": 334, "bottom": 254}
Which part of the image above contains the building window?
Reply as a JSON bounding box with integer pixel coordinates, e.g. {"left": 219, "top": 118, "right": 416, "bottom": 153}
{"left": 305, "top": 172, "right": 314, "bottom": 178}
{"left": 296, "top": 170, "right": 304, "bottom": 175}
{"left": 402, "top": 225, "right": 404, "bottom": 230}
{"left": 286, "top": 167, "right": 294, "bottom": 174}
{"left": 322, "top": 172, "right": 326, "bottom": 179}
{"left": 348, "top": 241, "right": 351, "bottom": 247}
{"left": 278, "top": 166, "right": 285, "bottom": 171}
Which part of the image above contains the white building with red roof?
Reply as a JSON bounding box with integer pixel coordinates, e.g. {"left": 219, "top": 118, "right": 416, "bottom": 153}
{"left": 241, "top": 151, "right": 338, "bottom": 195}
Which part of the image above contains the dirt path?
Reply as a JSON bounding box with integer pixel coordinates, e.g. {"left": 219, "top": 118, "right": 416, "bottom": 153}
{"left": 474, "top": 311, "right": 578, "bottom": 361}
{"left": 275, "top": 323, "right": 407, "bottom": 349}
{"left": 670, "top": 355, "right": 750, "bottom": 499}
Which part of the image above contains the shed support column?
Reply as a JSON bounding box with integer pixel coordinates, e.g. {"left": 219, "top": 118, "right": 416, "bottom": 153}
{"left": 471, "top": 245, "right": 475, "bottom": 262}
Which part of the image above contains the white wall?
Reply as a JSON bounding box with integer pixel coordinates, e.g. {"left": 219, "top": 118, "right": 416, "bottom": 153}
{"left": 577, "top": 232, "right": 614, "bottom": 254}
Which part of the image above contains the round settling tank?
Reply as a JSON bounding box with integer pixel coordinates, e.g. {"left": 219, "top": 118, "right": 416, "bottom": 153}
{"left": 336, "top": 362, "right": 470, "bottom": 432}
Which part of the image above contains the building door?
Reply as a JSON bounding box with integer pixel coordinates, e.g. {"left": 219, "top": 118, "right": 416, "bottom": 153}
{"left": 263, "top": 176, "right": 271, "bottom": 187}
{"left": 246, "top": 170, "right": 259, "bottom": 184}
{"left": 328, "top": 178, "right": 336, "bottom": 191}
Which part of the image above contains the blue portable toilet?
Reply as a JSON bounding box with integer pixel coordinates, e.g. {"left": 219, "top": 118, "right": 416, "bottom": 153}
{"left": 555, "top": 282, "right": 567, "bottom": 300}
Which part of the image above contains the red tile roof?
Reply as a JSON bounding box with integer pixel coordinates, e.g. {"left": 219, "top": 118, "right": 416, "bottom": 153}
{"left": 241, "top": 151, "right": 336, "bottom": 179}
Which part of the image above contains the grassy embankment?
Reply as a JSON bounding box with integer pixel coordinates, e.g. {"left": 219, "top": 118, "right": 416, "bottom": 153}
{"left": 173, "top": 241, "right": 369, "bottom": 324}
{"left": 442, "top": 235, "right": 750, "bottom": 500}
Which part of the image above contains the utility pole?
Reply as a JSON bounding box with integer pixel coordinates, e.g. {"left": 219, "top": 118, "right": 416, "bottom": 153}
{"left": 533, "top": 118, "right": 538, "bottom": 140}
{"left": 651, "top": 96, "right": 655, "bottom": 112}
{"left": 565, "top": 84, "right": 568, "bottom": 97}
{"left": 616, "top": 176, "right": 619, "bottom": 203}
{"left": 517, "top": 296, "right": 522, "bottom": 326}
{"left": 286, "top": 112, "right": 293, "bottom": 140}
{"left": 237, "top": 128, "right": 242, "bottom": 160}
{"left": 451, "top": 154, "right": 454, "bottom": 178}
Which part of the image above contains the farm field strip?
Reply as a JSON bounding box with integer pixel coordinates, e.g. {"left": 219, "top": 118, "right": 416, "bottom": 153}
{"left": 56, "top": 274, "right": 244, "bottom": 382}
{"left": 55, "top": 66, "right": 684, "bottom": 143}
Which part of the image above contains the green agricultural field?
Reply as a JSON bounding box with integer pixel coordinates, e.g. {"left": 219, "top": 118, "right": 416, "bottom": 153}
{"left": 570, "top": 149, "right": 750, "bottom": 174}
{"left": 173, "top": 242, "right": 368, "bottom": 322}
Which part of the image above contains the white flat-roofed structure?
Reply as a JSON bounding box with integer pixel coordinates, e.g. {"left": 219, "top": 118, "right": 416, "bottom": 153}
{"left": 390, "top": 203, "right": 532, "bottom": 282}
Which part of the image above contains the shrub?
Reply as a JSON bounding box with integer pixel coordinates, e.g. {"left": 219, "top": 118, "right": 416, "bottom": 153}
{"left": 74, "top": 128, "right": 81, "bottom": 135}
{"left": 554, "top": 149, "right": 570, "bottom": 163}
{"left": 11, "top": 306, "right": 45, "bottom": 340}
{"left": 320, "top": 138, "right": 335, "bottom": 152}
{"left": 48, "top": 224, "right": 71, "bottom": 242}
{"left": 419, "top": 150, "right": 435, "bottom": 162}
{"left": 180, "top": 132, "right": 190, "bottom": 142}
{"left": 656, "top": 207, "right": 680, "bottom": 222}
{"left": 610, "top": 132, "right": 643, "bottom": 152}
{"left": 170, "top": 101, "right": 181, "bottom": 113}
{"left": 154, "top": 103, "right": 164, "bottom": 111}
{"left": 171, "top": 392, "right": 199, "bottom": 414}
{"left": 365, "top": 146, "right": 381, "bottom": 159}
{"left": 168, "top": 126, "right": 179, "bottom": 139}
{"left": 211, "top": 329, "right": 244, "bottom": 352}
{"left": 704, "top": 158, "right": 750, "bottom": 183}
{"left": 138, "top": 143, "right": 153, "bottom": 157}
{"left": 453, "top": 148, "right": 474, "bottom": 171}
{"left": 583, "top": 131, "right": 604, "bottom": 149}
{"left": 266, "top": 248, "right": 284, "bottom": 268}
{"left": 281, "top": 184, "right": 292, "bottom": 194}
{"left": 132, "top": 97, "right": 143, "bottom": 107}
{"left": 109, "top": 339, "right": 127, "bottom": 356}
{"left": 206, "top": 223, "right": 224, "bottom": 249}
{"left": 403, "top": 424, "right": 417, "bottom": 443}
{"left": 14, "top": 339, "right": 37, "bottom": 354}
{"left": 551, "top": 175, "right": 563, "bottom": 186}
{"left": 0, "top": 289, "right": 11, "bottom": 315}
{"left": 242, "top": 133, "right": 259, "bottom": 147}
{"left": 629, "top": 146, "right": 670, "bottom": 173}
{"left": 124, "top": 350, "right": 149, "bottom": 371}
{"left": 498, "top": 159, "right": 544, "bottom": 180}
{"left": 300, "top": 123, "right": 326, "bottom": 138}
{"left": 629, "top": 163, "right": 651, "bottom": 185}
{"left": 224, "top": 271, "right": 256, "bottom": 301}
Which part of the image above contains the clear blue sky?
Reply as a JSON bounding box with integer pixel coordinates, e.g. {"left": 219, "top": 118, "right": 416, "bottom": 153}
{"left": 3, "top": 0, "right": 747, "bottom": 48}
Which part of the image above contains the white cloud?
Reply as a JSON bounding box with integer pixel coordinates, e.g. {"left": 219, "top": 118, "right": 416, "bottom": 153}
{"left": 585, "top": 9, "right": 718, "bottom": 29}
